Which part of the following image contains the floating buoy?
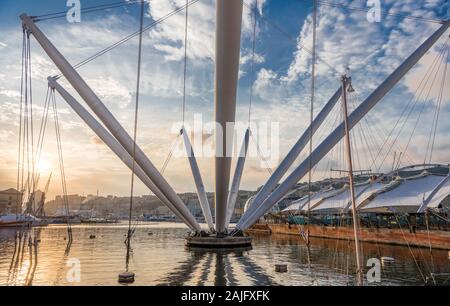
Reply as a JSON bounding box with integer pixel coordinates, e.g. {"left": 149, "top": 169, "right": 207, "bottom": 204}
{"left": 118, "top": 271, "right": 135, "bottom": 284}
{"left": 275, "top": 264, "right": 288, "bottom": 273}
{"left": 89, "top": 235, "right": 96, "bottom": 239}
{"left": 381, "top": 257, "right": 395, "bottom": 264}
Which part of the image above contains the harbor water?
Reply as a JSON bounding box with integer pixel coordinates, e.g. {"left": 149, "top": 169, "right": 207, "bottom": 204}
{"left": 0, "top": 222, "right": 448, "bottom": 286}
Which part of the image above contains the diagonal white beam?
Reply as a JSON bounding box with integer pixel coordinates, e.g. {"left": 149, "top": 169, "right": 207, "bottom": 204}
{"left": 225, "top": 128, "right": 250, "bottom": 230}
{"left": 49, "top": 78, "right": 200, "bottom": 231}
{"left": 181, "top": 127, "right": 215, "bottom": 232}
{"left": 237, "top": 20, "right": 450, "bottom": 231}
{"left": 238, "top": 87, "right": 342, "bottom": 222}
{"left": 418, "top": 173, "right": 450, "bottom": 213}
{"left": 20, "top": 14, "right": 202, "bottom": 232}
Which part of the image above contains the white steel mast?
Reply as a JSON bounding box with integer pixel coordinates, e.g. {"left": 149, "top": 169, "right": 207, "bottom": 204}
{"left": 341, "top": 75, "right": 364, "bottom": 286}
{"left": 214, "top": 0, "right": 243, "bottom": 234}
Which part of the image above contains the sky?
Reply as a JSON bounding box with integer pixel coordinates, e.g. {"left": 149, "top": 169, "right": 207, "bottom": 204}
{"left": 0, "top": 0, "right": 449, "bottom": 200}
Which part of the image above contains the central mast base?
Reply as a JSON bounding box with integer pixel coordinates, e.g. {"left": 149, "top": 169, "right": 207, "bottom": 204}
{"left": 185, "top": 235, "right": 252, "bottom": 249}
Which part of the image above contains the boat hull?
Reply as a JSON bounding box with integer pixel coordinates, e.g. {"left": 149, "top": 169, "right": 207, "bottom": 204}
{"left": 0, "top": 221, "right": 31, "bottom": 228}
{"left": 246, "top": 223, "right": 450, "bottom": 250}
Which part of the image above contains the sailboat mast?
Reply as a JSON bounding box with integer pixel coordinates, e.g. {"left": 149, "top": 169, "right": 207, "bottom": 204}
{"left": 341, "top": 75, "right": 364, "bottom": 286}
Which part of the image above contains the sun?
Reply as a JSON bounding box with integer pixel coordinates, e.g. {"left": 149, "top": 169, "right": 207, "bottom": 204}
{"left": 37, "top": 159, "right": 51, "bottom": 174}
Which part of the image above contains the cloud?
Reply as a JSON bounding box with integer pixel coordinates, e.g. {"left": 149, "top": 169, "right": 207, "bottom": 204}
{"left": 147, "top": 0, "right": 215, "bottom": 62}
{"left": 147, "top": 0, "right": 266, "bottom": 63}
{"left": 0, "top": 90, "right": 21, "bottom": 101}
{"left": 86, "top": 76, "right": 133, "bottom": 109}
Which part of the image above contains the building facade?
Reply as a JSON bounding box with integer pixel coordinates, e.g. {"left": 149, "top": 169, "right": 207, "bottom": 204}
{"left": 0, "top": 188, "right": 23, "bottom": 214}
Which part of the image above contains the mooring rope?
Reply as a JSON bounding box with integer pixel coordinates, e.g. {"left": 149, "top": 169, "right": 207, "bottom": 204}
{"left": 125, "top": 0, "right": 145, "bottom": 273}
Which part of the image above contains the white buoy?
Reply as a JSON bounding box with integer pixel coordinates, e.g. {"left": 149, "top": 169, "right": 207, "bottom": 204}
{"left": 381, "top": 257, "right": 395, "bottom": 265}
{"left": 118, "top": 271, "right": 135, "bottom": 284}
{"left": 275, "top": 264, "right": 288, "bottom": 273}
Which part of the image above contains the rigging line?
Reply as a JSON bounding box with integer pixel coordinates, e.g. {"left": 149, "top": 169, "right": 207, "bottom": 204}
{"left": 242, "top": 1, "right": 342, "bottom": 77}
{"left": 362, "top": 113, "right": 391, "bottom": 170}
{"left": 427, "top": 45, "right": 449, "bottom": 163}
{"left": 358, "top": 117, "right": 377, "bottom": 170}
{"left": 53, "top": 0, "right": 201, "bottom": 79}
{"left": 17, "top": 29, "right": 26, "bottom": 216}
{"left": 423, "top": 43, "right": 446, "bottom": 163}
{"left": 33, "top": 87, "right": 50, "bottom": 190}
{"left": 314, "top": 0, "right": 445, "bottom": 25}
{"left": 247, "top": 0, "right": 258, "bottom": 124}
{"left": 397, "top": 44, "right": 447, "bottom": 168}
{"left": 28, "top": 33, "right": 39, "bottom": 210}
{"left": 385, "top": 39, "right": 448, "bottom": 168}
{"left": 348, "top": 95, "right": 375, "bottom": 169}
{"left": 161, "top": 135, "right": 181, "bottom": 175}
{"left": 249, "top": 130, "right": 273, "bottom": 176}
{"left": 392, "top": 212, "right": 430, "bottom": 283}
{"left": 182, "top": 0, "right": 189, "bottom": 125}
{"left": 51, "top": 90, "right": 72, "bottom": 238}
{"left": 25, "top": 32, "right": 32, "bottom": 205}
{"left": 306, "top": 0, "right": 317, "bottom": 266}
{"left": 365, "top": 111, "right": 416, "bottom": 167}
{"left": 33, "top": 86, "right": 51, "bottom": 186}
{"left": 368, "top": 39, "right": 448, "bottom": 172}
{"left": 33, "top": 0, "right": 142, "bottom": 19}
{"left": 424, "top": 211, "right": 436, "bottom": 282}
{"left": 34, "top": 0, "right": 144, "bottom": 22}
{"left": 126, "top": 0, "right": 145, "bottom": 272}
{"left": 26, "top": 27, "right": 35, "bottom": 200}
{"left": 20, "top": 32, "right": 29, "bottom": 204}
{"left": 349, "top": 95, "right": 364, "bottom": 171}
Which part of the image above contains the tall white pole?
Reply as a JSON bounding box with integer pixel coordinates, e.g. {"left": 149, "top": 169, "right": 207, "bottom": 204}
{"left": 214, "top": 0, "right": 243, "bottom": 234}
{"left": 341, "top": 75, "right": 364, "bottom": 286}
{"left": 20, "top": 14, "right": 202, "bottom": 232}
{"left": 48, "top": 78, "right": 200, "bottom": 231}
{"left": 237, "top": 20, "right": 450, "bottom": 231}
{"left": 181, "top": 127, "right": 215, "bottom": 232}
{"left": 225, "top": 128, "right": 250, "bottom": 229}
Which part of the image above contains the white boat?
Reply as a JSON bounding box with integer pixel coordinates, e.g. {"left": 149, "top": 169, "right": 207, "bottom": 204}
{"left": 0, "top": 214, "right": 46, "bottom": 228}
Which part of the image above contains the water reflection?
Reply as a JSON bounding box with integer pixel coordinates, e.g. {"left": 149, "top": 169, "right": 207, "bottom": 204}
{"left": 3, "top": 228, "right": 41, "bottom": 286}
{"left": 158, "top": 247, "right": 276, "bottom": 286}
{"left": 0, "top": 223, "right": 448, "bottom": 286}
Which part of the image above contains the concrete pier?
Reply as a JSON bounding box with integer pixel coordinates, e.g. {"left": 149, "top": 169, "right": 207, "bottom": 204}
{"left": 186, "top": 236, "right": 252, "bottom": 249}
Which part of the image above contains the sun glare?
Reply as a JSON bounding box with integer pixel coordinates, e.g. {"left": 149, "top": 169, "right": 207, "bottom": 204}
{"left": 37, "top": 159, "right": 51, "bottom": 174}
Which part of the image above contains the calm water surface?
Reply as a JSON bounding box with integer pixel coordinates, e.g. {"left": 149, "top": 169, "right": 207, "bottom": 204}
{"left": 0, "top": 222, "right": 448, "bottom": 286}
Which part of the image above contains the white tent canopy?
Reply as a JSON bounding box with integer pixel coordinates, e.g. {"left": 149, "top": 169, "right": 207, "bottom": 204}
{"left": 283, "top": 169, "right": 450, "bottom": 214}
{"left": 313, "top": 182, "right": 384, "bottom": 214}
{"left": 361, "top": 174, "right": 444, "bottom": 213}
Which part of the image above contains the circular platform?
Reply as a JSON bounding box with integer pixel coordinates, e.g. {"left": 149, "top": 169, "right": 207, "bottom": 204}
{"left": 186, "top": 236, "right": 252, "bottom": 249}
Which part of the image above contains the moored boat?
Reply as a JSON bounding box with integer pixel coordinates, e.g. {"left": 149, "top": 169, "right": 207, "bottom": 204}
{"left": 0, "top": 214, "right": 46, "bottom": 228}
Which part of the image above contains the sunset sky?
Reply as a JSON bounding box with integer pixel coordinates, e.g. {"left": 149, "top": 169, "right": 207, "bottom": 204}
{"left": 0, "top": 0, "right": 448, "bottom": 200}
